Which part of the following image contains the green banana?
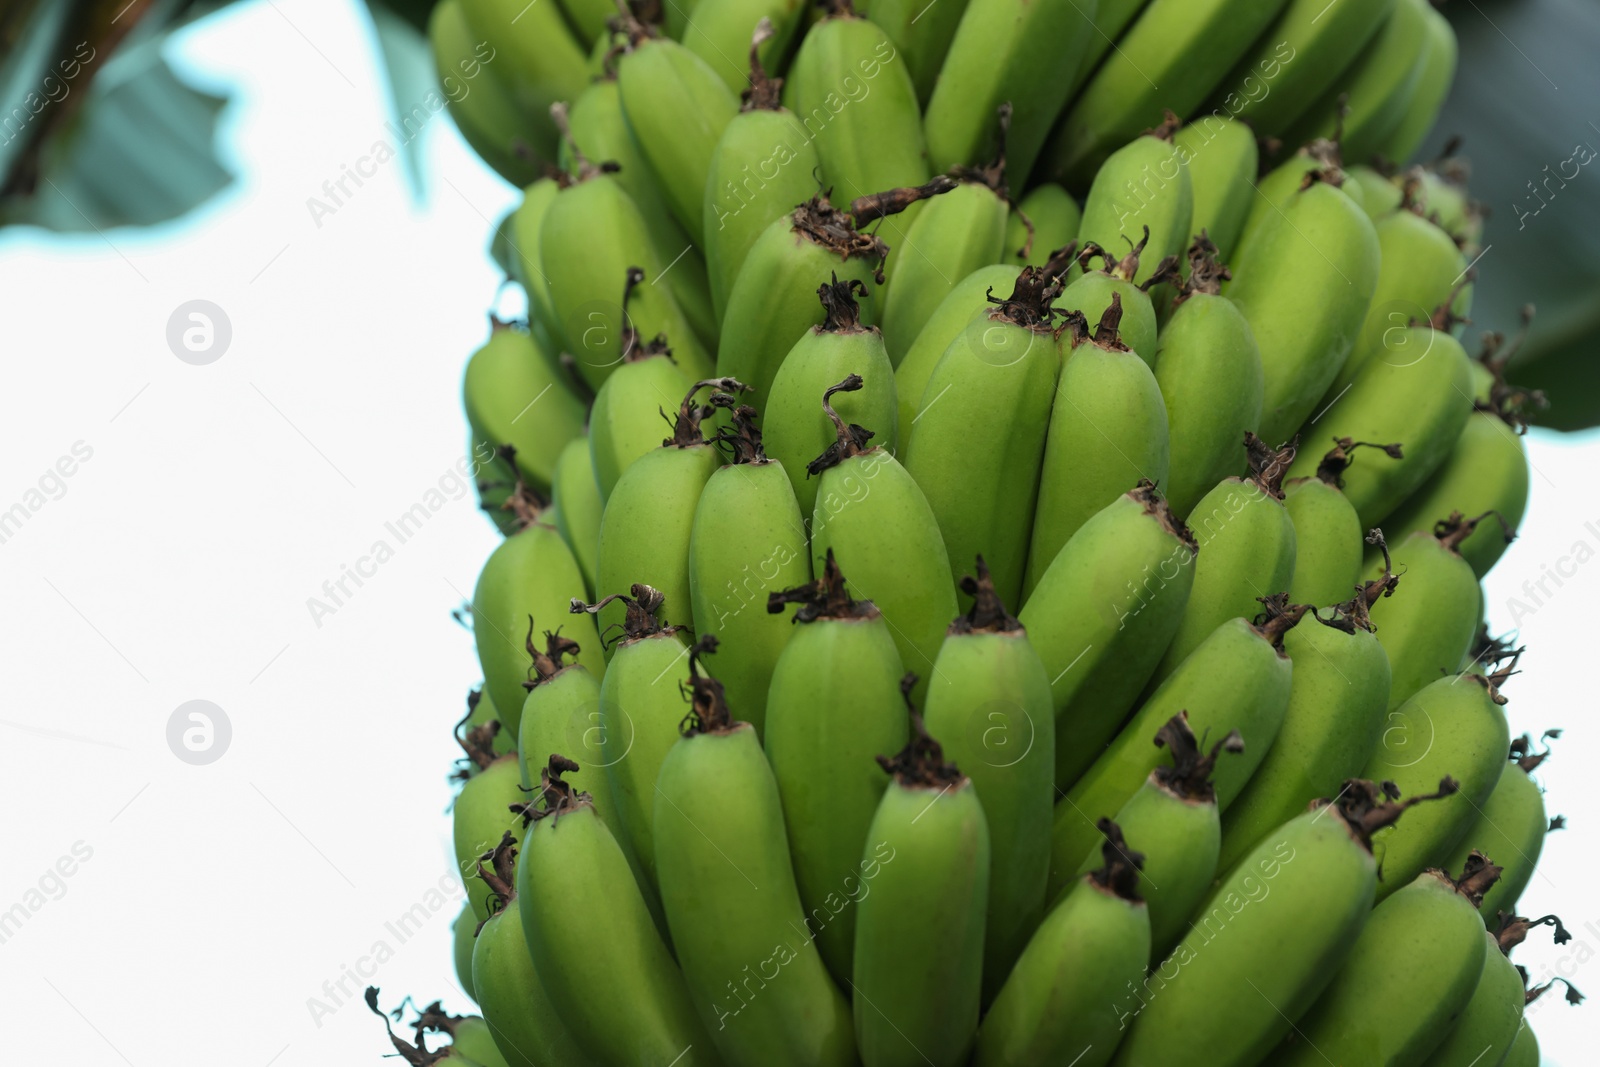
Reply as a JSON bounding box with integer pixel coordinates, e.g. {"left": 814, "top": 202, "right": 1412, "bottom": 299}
{"left": 1025, "top": 296, "right": 1169, "bottom": 599}
{"left": 1288, "top": 317, "right": 1475, "bottom": 529}
{"left": 704, "top": 22, "right": 823, "bottom": 322}
{"left": 1151, "top": 434, "right": 1297, "bottom": 683}
{"left": 1423, "top": 913, "right": 1567, "bottom": 1067}
{"left": 1047, "top": 0, "right": 1294, "bottom": 187}
{"left": 1231, "top": 137, "right": 1355, "bottom": 254}
{"left": 1063, "top": 0, "right": 1154, "bottom": 97}
{"left": 1108, "top": 778, "right": 1457, "bottom": 1067}
{"left": 1441, "top": 731, "right": 1558, "bottom": 923}
{"left": 1051, "top": 607, "right": 1303, "bottom": 896}
{"left": 1276, "top": 854, "right": 1497, "bottom": 1065}
{"left": 471, "top": 474, "right": 605, "bottom": 736}
{"left": 809, "top": 375, "right": 958, "bottom": 695}
{"left": 868, "top": 0, "right": 974, "bottom": 105}
{"left": 1151, "top": 236, "right": 1263, "bottom": 520}
{"left": 1223, "top": 169, "right": 1380, "bottom": 445}
{"left": 549, "top": 437, "right": 602, "bottom": 597}
{"left": 679, "top": 0, "right": 807, "bottom": 96}
{"left": 614, "top": 14, "right": 741, "bottom": 239}
{"left": 904, "top": 266, "right": 1065, "bottom": 609}
{"left": 765, "top": 277, "right": 898, "bottom": 520}
{"left": 1280, "top": 0, "right": 1435, "bottom": 164}
{"left": 1071, "top": 123, "right": 1194, "bottom": 293}
{"left": 1209, "top": 0, "right": 1396, "bottom": 137}
{"left": 893, "top": 262, "right": 1022, "bottom": 430}
{"left": 1018, "top": 481, "right": 1197, "bottom": 790}
{"left": 507, "top": 177, "right": 565, "bottom": 346}
{"left": 555, "top": 0, "right": 612, "bottom": 46}
{"left": 1283, "top": 440, "right": 1402, "bottom": 605}
{"left": 448, "top": 1016, "right": 514, "bottom": 1067}
{"left": 516, "top": 756, "right": 720, "bottom": 1065}
{"left": 451, "top": 903, "right": 477, "bottom": 1001}
{"left": 922, "top": 559, "right": 1055, "bottom": 1001}
{"left": 1217, "top": 580, "right": 1394, "bottom": 875}
{"left": 456, "top": 0, "right": 591, "bottom": 123}
{"left": 764, "top": 552, "right": 909, "bottom": 983}
{"left": 471, "top": 833, "right": 596, "bottom": 1066}
{"left": 653, "top": 641, "right": 857, "bottom": 1066}
{"left": 880, "top": 106, "right": 1012, "bottom": 365}
{"left": 1329, "top": 205, "right": 1468, "bottom": 395}
{"left": 1377, "top": 1, "right": 1459, "bottom": 163}
{"left": 1004, "top": 183, "right": 1080, "bottom": 266}
{"left": 463, "top": 320, "right": 588, "bottom": 500}
{"left": 853, "top": 697, "right": 990, "bottom": 1066}
{"left": 1405, "top": 159, "right": 1483, "bottom": 250}
{"left": 923, "top": 0, "right": 1096, "bottom": 182}
{"left": 453, "top": 723, "right": 525, "bottom": 922}
{"left": 1058, "top": 239, "right": 1160, "bottom": 366}
{"left": 975, "top": 820, "right": 1151, "bottom": 1067}
{"left": 1504, "top": 1024, "right": 1539, "bottom": 1067}
{"left": 687, "top": 400, "right": 812, "bottom": 733}
{"left": 1170, "top": 117, "right": 1257, "bottom": 262}
{"left": 1348, "top": 162, "right": 1405, "bottom": 218}
{"left": 1361, "top": 667, "right": 1514, "bottom": 900}
{"left": 431, "top": 0, "right": 553, "bottom": 185}
{"left": 1366, "top": 518, "right": 1485, "bottom": 711}
{"left": 595, "top": 378, "right": 740, "bottom": 644}
{"left": 1072, "top": 717, "right": 1242, "bottom": 961}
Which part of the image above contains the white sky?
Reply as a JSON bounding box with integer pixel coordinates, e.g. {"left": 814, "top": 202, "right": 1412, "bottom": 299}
{"left": 0, "top": 2, "right": 1592, "bottom": 1064}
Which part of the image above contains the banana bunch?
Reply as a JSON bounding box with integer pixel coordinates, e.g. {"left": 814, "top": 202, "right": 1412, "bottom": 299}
{"left": 391, "top": 1, "right": 1593, "bottom": 1063}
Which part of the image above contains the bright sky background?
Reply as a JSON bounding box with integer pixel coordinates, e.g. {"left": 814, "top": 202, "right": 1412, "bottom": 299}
{"left": 0, "top": 1, "right": 1593, "bottom": 1063}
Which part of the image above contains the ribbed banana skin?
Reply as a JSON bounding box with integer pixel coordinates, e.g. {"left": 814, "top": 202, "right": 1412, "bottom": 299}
{"left": 589, "top": 355, "right": 694, "bottom": 500}
{"left": 894, "top": 265, "right": 1020, "bottom": 430}
{"left": 655, "top": 726, "right": 858, "bottom": 1066}
{"left": 1003, "top": 183, "right": 1081, "bottom": 265}
{"left": 764, "top": 611, "right": 907, "bottom": 983}
{"left": 853, "top": 778, "right": 990, "bottom": 1066}
{"left": 1171, "top": 118, "right": 1257, "bottom": 262}
{"left": 1046, "top": 0, "right": 1293, "bottom": 188}
{"left": 1017, "top": 488, "right": 1196, "bottom": 792}
{"left": 1109, "top": 807, "right": 1376, "bottom": 1067}
{"left": 681, "top": 0, "right": 808, "bottom": 94}
{"left": 1276, "top": 870, "right": 1488, "bottom": 1065}
{"left": 1366, "top": 529, "right": 1481, "bottom": 712}
{"left": 456, "top": 0, "right": 588, "bottom": 153}
{"left": 1217, "top": 621, "right": 1390, "bottom": 875}
{"left": 1073, "top": 134, "right": 1193, "bottom": 289}
{"left": 1420, "top": 934, "right": 1525, "bottom": 1067}
{"left": 455, "top": 756, "right": 526, "bottom": 922}
{"left": 869, "top": 0, "right": 975, "bottom": 104}
{"left": 1360, "top": 674, "right": 1511, "bottom": 900}
{"left": 1231, "top": 147, "right": 1365, "bottom": 258}
{"left": 1376, "top": 1, "right": 1458, "bottom": 163}
{"left": 923, "top": 0, "right": 1098, "bottom": 182}
{"left": 1440, "top": 758, "right": 1548, "bottom": 923}
{"left": 974, "top": 873, "right": 1151, "bottom": 1067}
{"left": 1062, "top": 0, "right": 1155, "bottom": 98}
{"left": 463, "top": 323, "right": 587, "bottom": 498}
{"left": 432, "top": 0, "right": 554, "bottom": 183}
{"left": 1281, "top": 476, "right": 1363, "bottom": 606}
{"left": 1224, "top": 178, "right": 1380, "bottom": 447}
{"left": 551, "top": 439, "right": 603, "bottom": 598}
{"left": 1153, "top": 292, "right": 1263, "bottom": 520}
{"left": 1054, "top": 618, "right": 1294, "bottom": 887}
{"left": 472, "top": 887, "right": 597, "bottom": 1066}
{"left": 518, "top": 805, "right": 722, "bottom": 1066}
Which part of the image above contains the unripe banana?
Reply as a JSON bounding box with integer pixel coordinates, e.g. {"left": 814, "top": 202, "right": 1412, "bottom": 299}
{"left": 1057, "top": 239, "right": 1160, "bottom": 365}
{"left": 764, "top": 555, "right": 908, "bottom": 983}
{"left": 470, "top": 834, "right": 597, "bottom": 1066}
{"left": 679, "top": 0, "right": 807, "bottom": 96}
{"left": 1018, "top": 482, "right": 1197, "bottom": 789}
{"left": 903, "top": 267, "right": 1065, "bottom": 608}
{"left": 1071, "top": 123, "right": 1194, "bottom": 294}
{"left": 1152, "top": 236, "right": 1263, "bottom": 519}
{"left": 1224, "top": 170, "right": 1380, "bottom": 445}
{"left": 516, "top": 757, "right": 720, "bottom": 1065}
{"left": 1063, "top": 0, "right": 1154, "bottom": 97}
{"left": 1348, "top": 162, "right": 1405, "bottom": 218}
{"left": 1004, "top": 184, "right": 1081, "bottom": 266}
{"left": 549, "top": 438, "right": 603, "bottom": 597}
{"left": 507, "top": 177, "right": 565, "bottom": 346}
{"left": 1109, "top": 778, "right": 1457, "bottom": 1067}
{"left": 1209, "top": 0, "right": 1396, "bottom": 137}
{"left": 854, "top": 698, "right": 990, "bottom": 1066}
{"left": 880, "top": 107, "right": 1012, "bottom": 364}
{"left": 809, "top": 376, "right": 958, "bottom": 697}
{"left": 687, "top": 401, "right": 811, "bottom": 733}
{"left": 1170, "top": 117, "right": 1258, "bottom": 262}
{"left": 1276, "top": 854, "right": 1497, "bottom": 1065}
{"left": 596, "top": 378, "right": 741, "bottom": 643}
{"left": 893, "top": 263, "right": 1022, "bottom": 430}
{"left": 868, "top": 0, "right": 973, "bottom": 104}
{"left": 431, "top": 0, "right": 553, "bottom": 184}
{"left": 613, "top": 15, "right": 740, "bottom": 238}
{"left": 765, "top": 277, "right": 898, "bottom": 519}
{"left": 1424, "top": 913, "right": 1568, "bottom": 1067}
{"left": 1217, "top": 582, "right": 1394, "bottom": 875}
{"left": 922, "top": 560, "right": 1055, "bottom": 1001}
{"left": 451, "top": 903, "right": 477, "bottom": 1001}
{"left": 1404, "top": 159, "right": 1483, "bottom": 250}
{"left": 1504, "top": 1024, "right": 1539, "bottom": 1067}
{"left": 1232, "top": 137, "right": 1356, "bottom": 253}
{"left": 1025, "top": 296, "right": 1169, "bottom": 600}
{"left": 1047, "top": 0, "right": 1293, "bottom": 187}
{"left": 471, "top": 476, "right": 605, "bottom": 735}
{"left": 923, "top": 0, "right": 1096, "bottom": 182}
{"left": 1377, "top": 1, "right": 1458, "bottom": 164}
{"left": 1441, "top": 731, "right": 1558, "bottom": 923}
{"left": 453, "top": 729, "right": 526, "bottom": 922}
{"left": 556, "top": 0, "right": 613, "bottom": 46}
{"left": 1071, "top": 717, "right": 1243, "bottom": 961}
{"left": 1289, "top": 319, "right": 1476, "bottom": 529}
{"left": 654, "top": 643, "right": 857, "bottom": 1066}
{"left": 1283, "top": 441, "right": 1402, "bottom": 605}
{"left": 703, "top": 24, "right": 823, "bottom": 321}
{"left": 975, "top": 820, "right": 1151, "bottom": 1067}
{"left": 1052, "top": 608, "right": 1303, "bottom": 897}
{"left": 1280, "top": 0, "right": 1435, "bottom": 164}
{"left": 1366, "top": 518, "right": 1485, "bottom": 711}
{"left": 1361, "top": 668, "right": 1514, "bottom": 900}
{"left": 1151, "top": 434, "right": 1297, "bottom": 683}
{"left": 463, "top": 320, "right": 588, "bottom": 500}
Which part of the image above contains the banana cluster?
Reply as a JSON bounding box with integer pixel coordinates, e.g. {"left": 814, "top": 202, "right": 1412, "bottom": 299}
{"left": 392, "top": 0, "right": 1584, "bottom": 1065}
